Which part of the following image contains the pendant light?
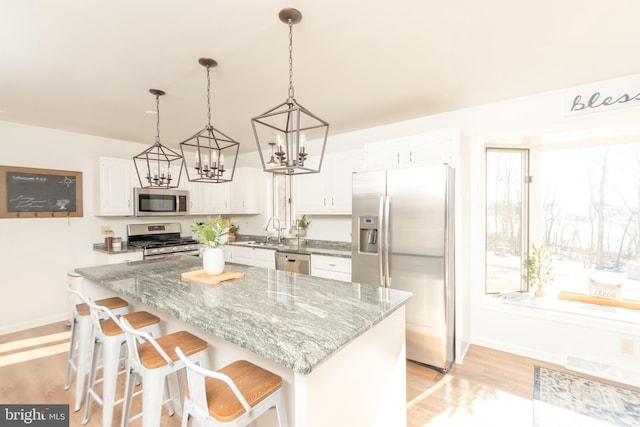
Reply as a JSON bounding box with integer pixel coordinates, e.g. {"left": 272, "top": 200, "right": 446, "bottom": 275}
{"left": 251, "top": 8, "right": 329, "bottom": 175}
{"left": 180, "top": 58, "right": 239, "bottom": 183}
{"left": 133, "top": 89, "right": 183, "bottom": 189}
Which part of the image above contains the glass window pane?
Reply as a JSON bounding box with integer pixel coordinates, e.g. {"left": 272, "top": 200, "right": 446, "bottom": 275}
{"left": 486, "top": 148, "right": 528, "bottom": 293}
{"left": 540, "top": 143, "right": 640, "bottom": 297}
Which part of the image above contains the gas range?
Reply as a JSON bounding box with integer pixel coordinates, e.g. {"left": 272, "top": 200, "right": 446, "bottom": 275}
{"left": 127, "top": 223, "right": 199, "bottom": 259}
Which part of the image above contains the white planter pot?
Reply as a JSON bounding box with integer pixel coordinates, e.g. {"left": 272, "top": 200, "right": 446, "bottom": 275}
{"left": 202, "top": 247, "right": 225, "bottom": 275}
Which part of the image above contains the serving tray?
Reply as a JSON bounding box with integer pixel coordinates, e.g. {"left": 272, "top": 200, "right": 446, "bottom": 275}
{"left": 181, "top": 270, "right": 244, "bottom": 285}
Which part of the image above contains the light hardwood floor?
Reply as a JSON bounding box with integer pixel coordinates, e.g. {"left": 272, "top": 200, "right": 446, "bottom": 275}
{"left": 1, "top": 322, "right": 638, "bottom": 426}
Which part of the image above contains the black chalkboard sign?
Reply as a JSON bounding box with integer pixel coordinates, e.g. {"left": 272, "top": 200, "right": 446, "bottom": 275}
{"left": 0, "top": 166, "right": 83, "bottom": 218}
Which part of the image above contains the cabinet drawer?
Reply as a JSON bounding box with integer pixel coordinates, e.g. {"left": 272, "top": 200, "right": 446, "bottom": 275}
{"left": 311, "top": 254, "right": 351, "bottom": 273}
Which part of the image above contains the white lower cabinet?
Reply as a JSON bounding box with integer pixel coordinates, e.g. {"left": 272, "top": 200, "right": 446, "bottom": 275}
{"left": 311, "top": 254, "right": 352, "bottom": 282}
{"left": 229, "top": 246, "right": 275, "bottom": 269}
{"left": 94, "top": 251, "right": 143, "bottom": 265}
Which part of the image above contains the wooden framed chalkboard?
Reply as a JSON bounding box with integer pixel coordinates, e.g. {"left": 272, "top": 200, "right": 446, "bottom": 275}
{"left": 0, "top": 165, "right": 83, "bottom": 218}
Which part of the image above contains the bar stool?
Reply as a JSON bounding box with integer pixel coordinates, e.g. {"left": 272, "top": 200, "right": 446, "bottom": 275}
{"left": 65, "top": 286, "right": 130, "bottom": 411}
{"left": 175, "top": 347, "right": 288, "bottom": 427}
{"left": 119, "top": 317, "right": 210, "bottom": 427}
{"left": 82, "top": 299, "right": 162, "bottom": 426}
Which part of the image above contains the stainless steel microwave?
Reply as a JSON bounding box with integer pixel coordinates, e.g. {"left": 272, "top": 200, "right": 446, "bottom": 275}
{"left": 134, "top": 188, "right": 189, "bottom": 216}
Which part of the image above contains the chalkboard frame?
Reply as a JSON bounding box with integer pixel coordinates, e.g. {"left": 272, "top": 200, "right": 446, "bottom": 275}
{"left": 0, "top": 165, "right": 83, "bottom": 218}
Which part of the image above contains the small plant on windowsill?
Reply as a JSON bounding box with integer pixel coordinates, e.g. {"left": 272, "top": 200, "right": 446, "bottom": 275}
{"left": 295, "top": 215, "right": 311, "bottom": 237}
{"left": 523, "top": 243, "right": 554, "bottom": 297}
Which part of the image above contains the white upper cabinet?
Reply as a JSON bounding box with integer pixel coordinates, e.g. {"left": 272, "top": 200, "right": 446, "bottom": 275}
{"left": 366, "top": 129, "right": 460, "bottom": 170}
{"left": 186, "top": 167, "right": 263, "bottom": 215}
{"left": 230, "top": 167, "right": 263, "bottom": 214}
{"left": 96, "top": 157, "right": 133, "bottom": 216}
{"left": 187, "top": 181, "right": 230, "bottom": 215}
{"left": 294, "top": 149, "right": 365, "bottom": 215}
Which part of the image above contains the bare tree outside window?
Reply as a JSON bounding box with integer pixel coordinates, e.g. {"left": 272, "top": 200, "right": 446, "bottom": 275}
{"left": 487, "top": 140, "right": 640, "bottom": 298}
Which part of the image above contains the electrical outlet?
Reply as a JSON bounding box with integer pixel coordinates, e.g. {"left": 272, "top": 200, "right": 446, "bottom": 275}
{"left": 101, "top": 226, "right": 112, "bottom": 234}
{"left": 620, "top": 338, "right": 634, "bottom": 355}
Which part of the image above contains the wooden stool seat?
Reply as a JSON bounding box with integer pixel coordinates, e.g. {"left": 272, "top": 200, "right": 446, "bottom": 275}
{"left": 120, "top": 319, "right": 210, "bottom": 426}
{"left": 197, "top": 360, "right": 283, "bottom": 423}
{"left": 101, "top": 311, "right": 160, "bottom": 336}
{"left": 176, "top": 347, "right": 288, "bottom": 426}
{"left": 138, "top": 331, "right": 208, "bottom": 369}
{"left": 76, "top": 296, "right": 128, "bottom": 316}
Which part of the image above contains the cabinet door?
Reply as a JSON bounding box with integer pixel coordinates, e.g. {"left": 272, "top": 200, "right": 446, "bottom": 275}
{"left": 294, "top": 158, "right": 327, "bottom": 214}
{"left": 205, "top": 182, "right": 230, "bottom": 214}
{"left": 98, "top": 157, "right": 133, "bottom": 216}
{"left": 311, "top": 255, "right": 352, "bottom": 282}
{"left": 230, "top": 167, "right": 262, "bottom": 214}
{"left": 253, "top": 249, "right": 276, "bottom": 269}
{"left": 405, "top": 129, "right": 459, "bottom": 167}
{"left": 326, "top": 150, "right": 365, "bottom": 214}
{"left": 366, "top": 140, "right": 402, "bottom": 170}
{"left": 187, "top": 181, "right": 205, "bottom": 214}
{"left": 94, "top": 251, "right": 143, "bottom": 265}
{"left": 230, "top": 246, "right": 254, "bottom": 266}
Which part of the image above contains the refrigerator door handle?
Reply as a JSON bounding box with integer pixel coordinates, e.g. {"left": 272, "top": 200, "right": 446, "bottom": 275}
{"left": 383, "top": 194, "right": 391, "bottom": 287}
{"left": 378, "top": 195, "right": 385, "bottom": 287}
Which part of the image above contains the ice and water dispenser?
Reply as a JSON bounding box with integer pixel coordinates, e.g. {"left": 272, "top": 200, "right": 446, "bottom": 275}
{"left": 358, "top": 216, "right": 379, "bottom": 254}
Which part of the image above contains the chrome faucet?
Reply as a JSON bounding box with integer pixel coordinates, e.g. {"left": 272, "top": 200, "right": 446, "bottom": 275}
{"left": 265, "top": 216, "right": 282, "bottom": 243}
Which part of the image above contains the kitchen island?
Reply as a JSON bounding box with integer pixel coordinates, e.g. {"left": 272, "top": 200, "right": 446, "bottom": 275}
{"left": 75, "top": 255, "right": 411, "bottom": 426}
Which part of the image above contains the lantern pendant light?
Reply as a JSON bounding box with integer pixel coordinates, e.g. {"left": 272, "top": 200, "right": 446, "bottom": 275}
{"left": 133, "top": 89, "right": 183, "bottom": 189}
{"left": 251, "top": 8, "right": 329, "bottom": 175}
{"left": 180, "top": 58, "right": 240, "bottom": 183}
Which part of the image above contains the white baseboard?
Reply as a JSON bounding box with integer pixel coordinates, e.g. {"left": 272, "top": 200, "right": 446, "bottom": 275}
{"left": 0, "top": 313, "right": 69, "bottom": 336}
{"left": 471, "top": 336, "right": 565, "bottom": 366}
{"left": 565, "top": 354, "right": 640, "bottom": 388}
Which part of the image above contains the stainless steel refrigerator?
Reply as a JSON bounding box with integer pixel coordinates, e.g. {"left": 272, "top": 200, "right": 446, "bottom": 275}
{"left": 351, "top": 165, "right": 455, "bottom": 372}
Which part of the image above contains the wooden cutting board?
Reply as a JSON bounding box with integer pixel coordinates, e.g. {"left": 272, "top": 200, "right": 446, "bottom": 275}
{"left": 181, "top": 270, "right": 244, "bottom": 285}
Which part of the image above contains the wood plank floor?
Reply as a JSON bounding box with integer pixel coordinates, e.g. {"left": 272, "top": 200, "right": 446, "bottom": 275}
{"left": 1, "top": 321, "right": 638, "bottom": 426}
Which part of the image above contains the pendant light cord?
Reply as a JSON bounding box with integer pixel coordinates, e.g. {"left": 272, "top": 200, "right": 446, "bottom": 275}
{"left": 288, "top": 19, "right": 295, "bottom": 100}
{"left": 206, "top": 64, "right": 212, "bottom": 128}
{"left": 155, "top": 93, "right": 161, "bottom": 144}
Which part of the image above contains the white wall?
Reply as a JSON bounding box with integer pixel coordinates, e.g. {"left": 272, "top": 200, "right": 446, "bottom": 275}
{"left": 3, "top": 72, "right": 640, "bottom": 386}
{"left": 0, "top": 122, "right": 227, "bottom": 334}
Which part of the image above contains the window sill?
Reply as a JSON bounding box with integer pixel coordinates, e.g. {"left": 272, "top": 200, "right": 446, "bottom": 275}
{"left": 485, "top": 290, "right": 640, "bottom": 328}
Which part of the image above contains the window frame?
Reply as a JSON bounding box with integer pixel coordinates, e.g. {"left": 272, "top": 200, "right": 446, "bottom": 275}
{"left": 485, "top": 147, "right": 531, "bottom": 294}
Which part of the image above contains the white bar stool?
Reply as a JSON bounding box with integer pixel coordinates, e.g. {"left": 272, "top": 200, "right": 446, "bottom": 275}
{"left": 120, "top": 317, "right": 209, "bottom": 427}
{"left": 175, "top": 347, "right": 288, "bottom": 427}
{"left": 82, "top": 299, "right": 162, "bottom": 426}
{"left": 65, "top": 286, "right": 130, "bottom": 411}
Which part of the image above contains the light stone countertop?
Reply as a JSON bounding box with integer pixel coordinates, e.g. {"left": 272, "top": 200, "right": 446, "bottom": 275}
{"left": 75, "top": 255, "right": 411, "bottom": 374}
{"left": 228, "top": 238, "right": 352, "bottom": 258}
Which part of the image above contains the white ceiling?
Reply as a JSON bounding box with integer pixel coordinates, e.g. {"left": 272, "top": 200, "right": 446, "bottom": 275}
{"left": 2, "top": 0, "right": 640, "bottom": 154}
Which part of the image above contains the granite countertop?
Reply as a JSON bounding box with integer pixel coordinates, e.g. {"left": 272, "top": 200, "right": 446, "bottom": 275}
{"left": 93, "top": 243, "right": 142, "bottom": 255}
{"left": 75, "top": 256, "right": 411, "bottom": 375}
{"left": 229, "top": 237, "right": 352, "bottom": 258}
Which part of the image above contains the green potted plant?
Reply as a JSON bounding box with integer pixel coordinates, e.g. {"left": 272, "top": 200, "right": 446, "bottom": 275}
{"left": 191, "top": 216, "right": 229, "bottom": 275}
{"left": 222, "top": 218, "right": 239, "bottom": 242}
{"left": 523, "top": 243, "right": 553, "bottom": 297}
{"left": 296, "top": 215, "right": 311, "bottom": 235}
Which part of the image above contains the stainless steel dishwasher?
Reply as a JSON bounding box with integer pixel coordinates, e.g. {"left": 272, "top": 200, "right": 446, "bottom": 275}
{"left": 275, "top": 252, "right": 311, "bottom": 274}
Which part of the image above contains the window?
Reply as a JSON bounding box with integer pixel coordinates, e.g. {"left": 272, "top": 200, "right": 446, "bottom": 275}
{"left": 486, "top": 136, "right": 640, "bottom": 302}
{"left": 485, "top": 148, "right": 529, "bottom": 293}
